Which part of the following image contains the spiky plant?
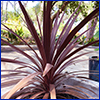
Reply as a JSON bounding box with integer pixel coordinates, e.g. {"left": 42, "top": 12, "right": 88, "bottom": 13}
{"left": 1, "top": 1, "right": 99, "bottom": 99}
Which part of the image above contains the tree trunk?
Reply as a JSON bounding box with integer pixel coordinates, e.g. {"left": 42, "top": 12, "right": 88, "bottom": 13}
{"left": 5, "top": 1, "right": 8, "bottom": 23}
{"left": 51, "top": 1, "right": 69, "bottom": 24}
{"left": 22, "top": 1, "right": 28, "bottom": 7}
{"left": 86, "top": 6, "right": 98, "bottom": 41}
{"left": 1, "top": 1, "right": 3, "bottom": 21}
{"left": 14, "top": 1, "right": 17, "bottom": 11}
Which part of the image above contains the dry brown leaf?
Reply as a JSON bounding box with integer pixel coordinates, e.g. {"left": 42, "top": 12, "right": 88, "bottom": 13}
{"left": 4, "top": 72, "right": 41, "bottom": 99}
{"left": 43, "top": 63, "right": 53, "bottom": 77}
{"left": 50, "top": 84, "right": 56, "bottom": 99}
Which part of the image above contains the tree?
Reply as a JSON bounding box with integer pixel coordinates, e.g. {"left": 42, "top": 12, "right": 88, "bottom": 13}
{"left": 86, "top": 1, "right": 99, "bottom": 41}
{"left": 50, "top": 1, "right": 99, "bottom": 41}
{"left": 1, "top": 1, "right": 3, "bottom": 21}
{"left": 51, "top": 1, "right": 89, "bottom": 23}
{"left": 1, "top": 1, "right": 99, "bottom": 39}
{"left": 4, "top": 1, "right": 9, "bottom": 23}
{"left": 51, "top": 1, "right": 69, "bottom": 24}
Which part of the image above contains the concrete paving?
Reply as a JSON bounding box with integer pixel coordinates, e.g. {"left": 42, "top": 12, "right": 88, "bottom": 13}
{"left": 1, "top": 45, "right": 99, "bottom": 75}
{"left": 1, "top": 45, "right": 99, "bottom": 96}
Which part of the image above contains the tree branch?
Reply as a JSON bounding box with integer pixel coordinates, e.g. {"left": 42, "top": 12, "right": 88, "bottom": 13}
{"left": 51, "top": 1, "right": 69, "bottom": 24}
{"left": 51, "top": 1, "right": 58, "bottom": 8}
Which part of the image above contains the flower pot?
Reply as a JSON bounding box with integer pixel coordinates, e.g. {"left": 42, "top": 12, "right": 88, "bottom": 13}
{"left": 89, "top": 56, "right": 99, "bottom": 82}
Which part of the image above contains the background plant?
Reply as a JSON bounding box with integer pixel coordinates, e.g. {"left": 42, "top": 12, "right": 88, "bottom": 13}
{"left": 1, "top": 1, "right": 99, "bottom": 44}
{"left": 1, "top": 27, "right": 24, "bottom": 45}
{"left": 1, "top": 1, "right": 99, "bottom": 99}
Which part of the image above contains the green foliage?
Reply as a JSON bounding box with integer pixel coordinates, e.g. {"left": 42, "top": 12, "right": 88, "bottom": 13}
{"left": 7, "top": 11, "right": 20, "bottom": 20}
{"left": 64, "top": 1, "right": 88, "bottom": 17}
{"left": 1, "top": 27, "right": 24, "bottom": 44}
{"left": 94, "top": 30, "right": 99, "bottom": 51}
{"left": 94, "top": 30, "right": 99, "bottom": 39}
{"left": 15, "top": 27, "right": 24, "bottom": 38}
{"left": 55, "top": 35, "right": 60, "bottom": 42}
{"left": 95, "top": 48, "right": 99, "bottom": 51}
{"left": 72, "top": 31, "right": 99, "bottom": 46}
{"left": 85, "top": 30, "right": 99, "bottom": 46}
{"left": 82, "top": 37, "right": 99, "bottom": 46}
{"left": 92, "top": 1, "right": 99, "bottom": 8}
{"left": 8, "top": 31, "right": 18, "bottom": 43}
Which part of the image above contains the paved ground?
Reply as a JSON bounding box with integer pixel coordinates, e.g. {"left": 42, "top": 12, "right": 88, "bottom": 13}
{"left": 1, "top": 45, "right": 99, "bottom": 96}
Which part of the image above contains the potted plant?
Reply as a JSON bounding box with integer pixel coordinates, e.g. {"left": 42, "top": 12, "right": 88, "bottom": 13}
{"left": 1, "top": 1, "right": 99, "bottom": 99}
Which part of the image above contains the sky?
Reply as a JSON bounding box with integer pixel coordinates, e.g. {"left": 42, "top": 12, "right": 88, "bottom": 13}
{"left": 2, "top": 1, "right": 39, "bottom": 11}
